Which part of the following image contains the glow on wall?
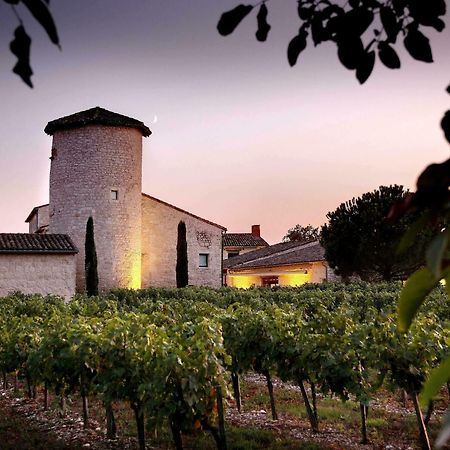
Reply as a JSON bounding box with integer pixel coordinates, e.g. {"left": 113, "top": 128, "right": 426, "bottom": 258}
{"left": 228, "top": 275, "right": 260, "bottom": 289}
{"left": 279, "top": 273, "right": 310, "bottom": 287}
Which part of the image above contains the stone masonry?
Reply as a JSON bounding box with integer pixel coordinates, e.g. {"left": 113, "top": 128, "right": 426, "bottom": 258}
{"left": 141, "top": 194, "right": 225, "bottom": 288}
{"left": 48, "top": 125, "right": 143, "bottom": 292}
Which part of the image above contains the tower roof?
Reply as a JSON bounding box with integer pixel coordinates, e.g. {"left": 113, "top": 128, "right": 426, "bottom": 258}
{"left": 44, "top": 107, "right": 152, "bottom": 137}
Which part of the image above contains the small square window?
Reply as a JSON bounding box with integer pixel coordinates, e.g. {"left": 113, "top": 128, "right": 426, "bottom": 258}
{"left": 199, "top": 253, "right": 209, "bottom": 268}
{"left": 111, "top": 189, "right": 118, "bottom": 200}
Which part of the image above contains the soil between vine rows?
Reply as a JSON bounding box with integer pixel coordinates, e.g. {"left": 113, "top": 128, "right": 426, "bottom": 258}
{"left": 0, "top": 373, "right": 447, "bottom": 450}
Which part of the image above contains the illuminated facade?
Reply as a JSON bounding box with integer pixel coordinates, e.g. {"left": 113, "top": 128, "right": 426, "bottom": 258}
{"left": 25, "top": 107, "right": 226, "bottom": 294}
{"left": 224, "top": 240, "right": 338, "bottom": 288}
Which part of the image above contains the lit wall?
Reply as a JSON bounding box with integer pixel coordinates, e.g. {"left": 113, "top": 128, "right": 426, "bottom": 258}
{"left": 228, "top": 275, "right": 261, "bottom": 289}
{"left": 278, "top": 273, "right": 310, "bottom": 287}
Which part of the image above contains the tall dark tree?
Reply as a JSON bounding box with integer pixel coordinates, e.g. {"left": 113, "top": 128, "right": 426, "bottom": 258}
{"left": 176, "top": 221, "right": 188, "bottom": 288}
{"left": 320, "top": 185, "right": 434, "bottom": 282}
{"left": 85, "top": 216, "right": 99, "bottom": 296}
{"left": 283, "top": 224, "right": 320, "bottom": 243}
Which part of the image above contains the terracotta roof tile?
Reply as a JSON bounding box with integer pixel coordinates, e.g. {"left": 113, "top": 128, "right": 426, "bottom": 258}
{"left": 44, "top": 107, "right": 151, "bottom": 137}
{"left": 223, "top": 233, "right": 268, "bottom": 247}
{"left": 0, "top": 234, "right": 78, "bottom": 254}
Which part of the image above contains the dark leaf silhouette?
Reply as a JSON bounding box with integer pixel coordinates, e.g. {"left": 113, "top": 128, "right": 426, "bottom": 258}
{"left": 356, "top": 50, "right": 375, "bottom": 84}
{"left": 297, "top": 4, "right": 313, "bottom": 21}
{"left": 446, "top": 85, "right": 450, "bottom": 95}
{"left": 311, "top": 15, "right": 328, "bottom": 46}
{"left": 337, "top": 37, "right": 364, "bottom": 70}
{"left": 380, "top": 6, "right": 399, "bottom": 43}
{"left": 429, "top": 18, "right": 446, "bottom": 32}
{"left": 344, "top": 8, "right": 374, "bottom": 37}
{"left": 3, "top": 0, "right": 20, "bottom": 4}
{"left": 256, "top": 3, "right": 271, "bottom": 42}
{"left": 287, "top": 29, "right": 308, "bottom": 67}
{"left": 10, "top": 25, "right": 33, "bottom": 88}
{"left": 378, "top": 41, "right": 401, "bottom": 69}
{"left": 441, "top": 111, "right": 450, "bottom": 144}
{"left": 217, "top": 4, "right": 253, "bottom": 36}
{"left": 408, "top": 0, "right": 446, "bottom": 27}
{"left": 21, "top": 0, "right": 60, "bottom": 46}
{"left": 404, "top": 28, "right": 433, "bottom": 63}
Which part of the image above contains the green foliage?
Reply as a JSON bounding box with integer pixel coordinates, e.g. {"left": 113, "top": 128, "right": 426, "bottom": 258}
{"left": 85, "top": 216, "right": 99, "bottom": 296}
{"left": 0, "top": 283, "right": 448, "bottom": 447}
{"left": 321, "top": 185, "right": 434, "bottom": 281}
{"left": 282, "top": 224, "right": 320, "bottom": 243}
{"left": 176, "top": 221, "right": 189, "bottom": 288}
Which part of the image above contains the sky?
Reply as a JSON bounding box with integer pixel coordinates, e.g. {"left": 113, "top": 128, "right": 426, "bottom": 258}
{"left": 0, "top": 1, "right": 449, "bottom": 244}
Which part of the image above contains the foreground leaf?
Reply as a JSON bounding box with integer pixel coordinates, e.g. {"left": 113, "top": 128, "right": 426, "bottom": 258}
{"left": 397, "top": 267, "right": 438, "bottom": 332}
{"left": 256, "top": 3, "right": 271, "bottom": 42}
{"left": 10, "top": 25, "right": 33, "bottom": 88}
{"left": 426, "top": 229, "right": 449, "bottom": 278}
{"left": 217, "top": 4, "right": 253, "bottom": 36}
{"left": 421, "top": 356, "right": 450, "bottom": 406}
{"left": 22, "top": 0, "right": 60, "bottom": 47}
{"left": 404, "top": 28, "right": 433, "bottom": 63}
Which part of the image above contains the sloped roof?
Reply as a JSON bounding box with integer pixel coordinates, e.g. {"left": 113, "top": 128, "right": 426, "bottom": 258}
{"left": 223, "top": 233, "right": 268, "bottom": 248}
{"left": 0, "top": 234, "right": 78, "bottom": 254}
{"left": 224, "top": 240, "right": 325, "bottom": 270}
{"left": 142, "top": 193, "right": 227, "bottom": 231}
{"left": 44, "top": 107, "right": 152, "bottom": 137}
{"left": 25, "top": 204, "right": 49, "bottom": 223}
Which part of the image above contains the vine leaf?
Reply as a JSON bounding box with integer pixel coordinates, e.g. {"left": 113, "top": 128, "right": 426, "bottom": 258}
{"left": 378, "top": 42, "right": 401, "bottom": 69}
{"left": 421, "top": 355, "right": 450, "bottom": 406}
{"left": 397, "top": 267, "right": 438, "bottom": 333}
{"left": 256, "top": 3, "right": 271, "bottom": 42}
{"left": 380, "top": 7, "right": 399, "bottom": 43}
{"left": 356, "top": 50, "right": 375, "bottom": 84}
{"left": 217, "top": 4, "right": 253, "bottom": 36}
{"left": 21, "top": 0, "right": 60, "bottom": 47}
{"left": 404, "top": 28, "right": 433, "bottom": 63}
{"left": 287, "top": 29, "right": 308, "bottom": 67}
{"left": 10, "top": 25, "right": 33, "bottom": 88}
{"left": 425, "top": 229, "right": 449, "bottom": 278}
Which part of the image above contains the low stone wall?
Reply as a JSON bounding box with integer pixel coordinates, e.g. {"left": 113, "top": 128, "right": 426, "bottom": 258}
{"left": 0, "top": 254, "right": 76, "bottom": 300}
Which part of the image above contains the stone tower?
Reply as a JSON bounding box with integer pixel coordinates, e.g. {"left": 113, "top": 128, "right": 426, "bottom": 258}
{"left": 45, "top": 107, "right": 151, "bottom": 292}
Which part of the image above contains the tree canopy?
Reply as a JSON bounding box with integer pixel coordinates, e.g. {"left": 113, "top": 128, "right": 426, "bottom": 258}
{"left": 282, "top": 224, "right": 320, "bottom": 243}
{"left": 320, "top": 185, "right": 434, "bottom": 281}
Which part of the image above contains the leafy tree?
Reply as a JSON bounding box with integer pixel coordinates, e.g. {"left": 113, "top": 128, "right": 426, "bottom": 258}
{"left": 320, "top": 185, "right": 434, "bottom": 281}
{"left": 85, "top": 216, "right": 99, "bottom": 296}
{"left": 282, "top": 224, "right": 320, "bottom": 243}
{"left": 176, "top": 220, "right": 189, "bottom": 288}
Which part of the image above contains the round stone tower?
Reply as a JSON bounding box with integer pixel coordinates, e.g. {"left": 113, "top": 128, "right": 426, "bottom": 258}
{"left": 45, "top": 107, "right": 151, "bottom": 292}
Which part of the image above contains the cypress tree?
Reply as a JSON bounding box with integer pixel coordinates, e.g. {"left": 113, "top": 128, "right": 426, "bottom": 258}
{"left": 85, "top": 216, "right": 99, "bottom": 296}
{"left": 176, "top": 221, "right": 188, "bottom": 288}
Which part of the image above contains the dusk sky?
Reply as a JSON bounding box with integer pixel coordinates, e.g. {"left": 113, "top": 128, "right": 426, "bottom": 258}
{"left": 0, "top": 1, "right": 449, "bottom": 244}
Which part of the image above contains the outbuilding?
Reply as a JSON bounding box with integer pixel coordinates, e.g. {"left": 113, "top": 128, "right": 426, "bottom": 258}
{"left": 0, "top": 233, "right": 78, "bottom": 300}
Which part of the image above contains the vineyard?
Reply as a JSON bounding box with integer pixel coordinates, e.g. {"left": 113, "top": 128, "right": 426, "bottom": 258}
{"left": 0, "top": 283, "right": 449, "bottom": 449}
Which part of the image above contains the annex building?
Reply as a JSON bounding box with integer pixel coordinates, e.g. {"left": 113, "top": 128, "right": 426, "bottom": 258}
{"left": 0, "top": 107, "right": 226, "bottom": 299}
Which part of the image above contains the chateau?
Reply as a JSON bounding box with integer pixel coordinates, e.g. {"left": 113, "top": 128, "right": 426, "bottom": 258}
{"left": 0, "top": 107, "right": 226, "bottom": 298}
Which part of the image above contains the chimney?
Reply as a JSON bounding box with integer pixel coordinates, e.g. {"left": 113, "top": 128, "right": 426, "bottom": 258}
{"left": 251, "top": 225, "right": 261, "bottom": 237}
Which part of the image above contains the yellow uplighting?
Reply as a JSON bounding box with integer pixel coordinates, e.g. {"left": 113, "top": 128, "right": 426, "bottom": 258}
{"left": 279, "top": 273, "right": 310, "bottom": 287}
{"left": 229, "top": 275, "right": 259, "bottom": 289}
{"left": 129, "top": 255, "right": 142, "bottom": 289}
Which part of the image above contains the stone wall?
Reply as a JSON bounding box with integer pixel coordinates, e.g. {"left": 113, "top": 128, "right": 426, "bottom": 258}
{"left": 0, "top": 254, "right": 76, "bottom": 300}
{"left": 141, "top": 195, "right": 224, "bottom": 288}
{"left": 28, "top": 205, "right": 49, "bottom": 234}
{"left": 48, "top": 125, "right": 143, "bottom": 292}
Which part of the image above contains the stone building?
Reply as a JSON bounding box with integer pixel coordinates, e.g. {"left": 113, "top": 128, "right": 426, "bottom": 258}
{"left": 1, "top": 107, "right": 225, "bottom": 298}
{"left": 224, "top": 240, "right": 338, "bottom": 288}
{"left": 223, "top": 225, "right": 269, "bottom": 259}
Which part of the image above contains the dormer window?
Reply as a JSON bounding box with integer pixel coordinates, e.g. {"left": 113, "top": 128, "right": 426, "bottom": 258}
{"left": 111, "top": 189, "right": 118, "bottom": 200}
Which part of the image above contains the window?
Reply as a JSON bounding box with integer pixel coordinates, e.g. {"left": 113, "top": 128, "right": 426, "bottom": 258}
{"left": 111, "top": 189, "right": 118, "bottom": 200}
{"left": 228, "top": 252, "right": 240, "bottom": 258}
{"left": 199, "top": 253, "right": 209, "bottom": 268}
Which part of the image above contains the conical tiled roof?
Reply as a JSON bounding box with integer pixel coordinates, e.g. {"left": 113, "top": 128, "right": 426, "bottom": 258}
{"left": 44, "top": 107, "right": 151, "bottom": 137}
